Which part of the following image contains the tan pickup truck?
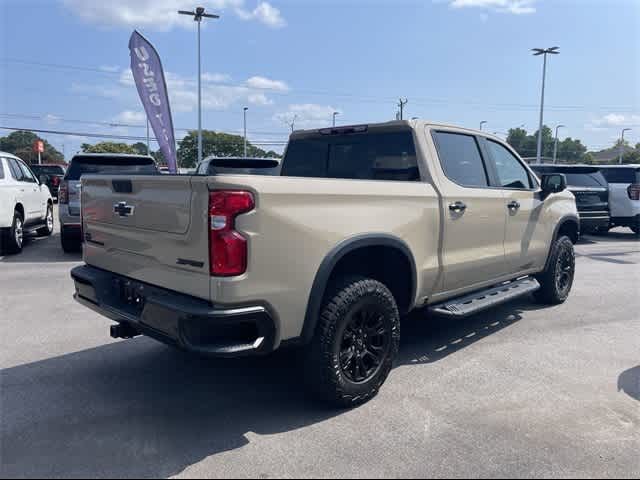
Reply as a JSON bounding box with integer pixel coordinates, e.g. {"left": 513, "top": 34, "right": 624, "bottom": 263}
{"left": 71, "top": 120, "right": 579, "bottom": 406}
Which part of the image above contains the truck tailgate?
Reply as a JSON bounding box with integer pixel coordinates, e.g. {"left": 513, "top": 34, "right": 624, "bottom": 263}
{"left": 81, "top": 175, "right": 212, "bottom": 300}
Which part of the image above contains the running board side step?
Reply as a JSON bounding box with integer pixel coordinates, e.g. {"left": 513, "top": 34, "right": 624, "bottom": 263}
{"left": 428, "top": 277, "right": 540, "bottom": 318}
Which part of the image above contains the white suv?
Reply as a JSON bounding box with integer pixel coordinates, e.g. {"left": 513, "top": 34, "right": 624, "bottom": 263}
{"left": 598, "top": 165, "right": 640, "bottom": 235}
{"left": 0, "top": 152, "right": 54, "bottom": 254}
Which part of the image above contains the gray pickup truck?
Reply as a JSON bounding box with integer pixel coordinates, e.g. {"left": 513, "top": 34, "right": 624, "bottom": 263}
{"left": 71, "top": 120, "right": 579, "bottom": 406}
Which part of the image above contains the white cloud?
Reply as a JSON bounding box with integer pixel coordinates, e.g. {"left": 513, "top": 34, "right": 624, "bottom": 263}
{"left": 245, "top": 76, "right": 289, "bottom": 91}
{"left": 99, "top": 65, "right": 120, "bottom": 73}
{"left": 62, "top": 0, "right": 285, "bottom": 30}
{"left": 44, "top": 114, "right": 60, "bottom": 125}
{"left": 236, "top": 1, "right": 286, "bottom": 28}
{"left": 445, "top": 0, "right": 536, "bottom": 14}
{"left": 274, "top": 104, "right": 341, "bottom": 129}
{"left": 248, "top": 93, "right": 274, "bottom": 106}
{"left": 202, "top": 72, "right": 232, "bottom": 83}
{"left": 591, "top": 113, "right": 640, "bottom": 128}
{"left": 113, "top": 110, "right": 147, "bottom": 125}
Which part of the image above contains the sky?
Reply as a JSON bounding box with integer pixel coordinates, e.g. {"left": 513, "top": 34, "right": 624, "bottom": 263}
{"left": 1, "top": 0, "right": 638, "bottom": 159}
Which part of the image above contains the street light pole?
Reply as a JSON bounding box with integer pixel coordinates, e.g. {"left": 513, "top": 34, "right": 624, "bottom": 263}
{"left": 532, "top": 47, "right": 560, "bottom": 164}
{"left": 553, "top": 124, "right": 565, "bottom": 164}
{"left": 620, "top": 128, "right": 631, "bottom": 164}
{"left": 178, "top": 7, "right": 220, "bottom": 166}
{"left": 332, "top": 111, "right": 339, "bottom": 127}
{"left": 480, "top": 120, "right": 487, "bottom": 131}
{"left": 243, "top": 107, "right": 248, "bottom": 157}
{"left": 146, "top": 119, "right": 150, "bottom": 155}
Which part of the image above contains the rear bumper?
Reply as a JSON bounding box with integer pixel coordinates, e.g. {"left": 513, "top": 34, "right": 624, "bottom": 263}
{"left": 71, "top": 265, "right": 277, "bottom": 357}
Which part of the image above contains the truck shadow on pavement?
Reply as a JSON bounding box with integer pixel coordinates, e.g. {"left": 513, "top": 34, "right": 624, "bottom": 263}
{"left": 0, "top": 298, "right": 540, "bottom": 478}
{"left": 617, "top": 366, "right": 639, "bottom": 401}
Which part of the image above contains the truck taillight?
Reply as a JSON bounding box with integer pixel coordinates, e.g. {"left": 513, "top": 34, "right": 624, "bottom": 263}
{"left": 59, "top": 181, "right": 69, "bottom": 204}
{"left": 628, "top": 184, "right": 640, "bottom": 201}
{"left": 209, "top": 190, "right": 254, "bottom": 276}
{"left": 52, "top": 176, "right": 60, "bottom": 187}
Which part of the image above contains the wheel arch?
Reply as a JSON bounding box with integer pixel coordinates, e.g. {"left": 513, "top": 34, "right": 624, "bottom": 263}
{"left": 299, "top": 234, "right": 417, "bottom": 345}
{"left": 542, "top": 215, "right": 579, "bottom": 272}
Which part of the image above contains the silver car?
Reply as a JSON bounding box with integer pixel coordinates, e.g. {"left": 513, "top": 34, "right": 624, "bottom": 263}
{"left": 58, "top": 153, "right": 159, "bottom": 252}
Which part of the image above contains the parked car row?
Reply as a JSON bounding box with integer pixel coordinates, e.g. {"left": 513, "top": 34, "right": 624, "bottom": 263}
{"left": 529, "top": 164, "right": 640, "bottom": 235}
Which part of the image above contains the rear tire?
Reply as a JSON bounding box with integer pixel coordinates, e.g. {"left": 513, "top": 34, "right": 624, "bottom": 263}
{"left": 3, "top": 211, "right": 24, "bottom": 254}
{"left": 631, "top": 219, "right": 640, "bottom": 235}
{"left": 304, "top": 276, "right": 400, "bottom": 408}
{"left": 534, "top": 235, "right": 575, "bottom": 305}
{"left": 36, "top": 204, "right": 54, "bottom": 237}
{"left": 61, "top": 228, "right": 81, "bottom": 253}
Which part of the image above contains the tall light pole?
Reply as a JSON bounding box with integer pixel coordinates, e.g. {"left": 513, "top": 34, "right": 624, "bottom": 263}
{"left": 243, "top": 106, "right": 248, "bottom": 158}
{"left": 620, "top": 128, "right": 631, "bottom": 164}
{"left": 532, "top": 47, "right": 560, "bottom": 164}
{"left": 146, "top": 119, "right": 150, "bottom": 155}
{"left": 397, "top": 98, "right": 408, "bottom": 120}
{"left": 178, "top": 7, "right": 220, "bottom": 166}
{"left": 480, "top": 120, "right": 487, "bottom": 131}
{"left": 553, "top": 124, "right": 565, "bottom": 164}
{"left": 332, "top": 111, "right": 339, "bottom": 127}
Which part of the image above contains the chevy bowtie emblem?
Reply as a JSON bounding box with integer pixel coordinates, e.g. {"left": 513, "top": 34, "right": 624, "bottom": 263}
{"left": 113, "top": 201, "right": 135, "bottom": 217}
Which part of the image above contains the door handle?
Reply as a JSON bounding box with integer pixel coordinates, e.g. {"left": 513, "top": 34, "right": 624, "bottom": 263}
{"left": 449, "top": 201, "right": 467, "bottom": 214}
{"left": 507, "top": 200, "right": 521, "bottom": 211}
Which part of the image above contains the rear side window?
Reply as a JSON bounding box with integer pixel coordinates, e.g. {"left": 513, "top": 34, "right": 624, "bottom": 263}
{"left": 600, "top": 168, "right": 640, "bottom": 184}
{"left": 7, "top": 159, "right": 25, "bottom": 181}
{"left": 66, "top": 156, "right": 158, "bottom": 180}
{"left": 433, "top": 131, "right": 489, "bottom": 188}
{"left": 0, "top": 159, "right": 4, "bottom": 179}
{"left": 281, "top": 131, "right": 420, "bottom": 181}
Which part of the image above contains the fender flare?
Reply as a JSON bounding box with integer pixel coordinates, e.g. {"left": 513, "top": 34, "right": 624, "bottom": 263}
{"left": 542, "top": 214, "right": 580, "bottom": 271}
{"left": 298, "top": 233, "right": 417, "bottom": 345}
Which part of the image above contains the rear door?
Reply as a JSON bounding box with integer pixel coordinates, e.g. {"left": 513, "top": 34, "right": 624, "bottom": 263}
{"left": 483, "top": 138, "right": 548, "bottom": 273}
{"left": 9, "top": 158, "right": 41, "bottom": 222}
{"left": 430, "top": 130, "right": 508, "bottom": 292}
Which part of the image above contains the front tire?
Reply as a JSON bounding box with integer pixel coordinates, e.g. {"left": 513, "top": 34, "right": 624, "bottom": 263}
{"left": 305, "top": 276, "right": 400, "bottom": 408}
{"left": 36, "top": 204, "right": 54, "bottom": 237}
{"left": 534, "top": 235, "right": 575, "bottom": 305}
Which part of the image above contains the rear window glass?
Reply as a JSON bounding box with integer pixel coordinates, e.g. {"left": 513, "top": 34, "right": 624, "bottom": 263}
{"left": 65, "top": 156, "right": 158, "bottom": 180}
{"left": 432, "top": 131, "right": 489, "bottom": 187}
{"left": 31, "top": 165, "right": 65, "bottom": 176}
{"left": 281, "top": 131, "right": 420, "bottom": 181}
{"left": 531, "top": 167, "right": 608, "bottom": 188}
{"left": 600, "top": 168, "right": 640, "bottom": 184}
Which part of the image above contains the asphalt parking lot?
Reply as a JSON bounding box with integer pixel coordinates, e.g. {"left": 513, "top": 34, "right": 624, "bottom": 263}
{"left": 1, "top": 207, "right": 638, "bottom": 478}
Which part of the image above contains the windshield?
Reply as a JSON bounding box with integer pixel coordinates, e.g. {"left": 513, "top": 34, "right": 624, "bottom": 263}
{"left": 30, "top": 165, "right": 65, "bottom": 175}
{"left": 65, "top": 156, "right": 158, "bottom": 180}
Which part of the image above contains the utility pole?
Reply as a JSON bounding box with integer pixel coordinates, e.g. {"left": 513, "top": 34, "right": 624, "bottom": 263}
{"left": 397, "top": 98, "right": 408, "bottom": 120}
{"left": 289, "top": 115, "right": 297, "bottom": 133}
{"left": 243, "top": 106, "right": 248, "bottom": 158}
{"left": 480, "top": 120, "right": 487, "bottom": 131}
{"left": 178, "top": 7, "right": 220, "bottom": 166}
{"left": 620, "top": 128, "right": 631, "bottom": 164}
{"left": 552, "top": 124, "right": 565, "bottom": 164}
{"left": 532, "top": 47, "right": 560, "bottom": 164}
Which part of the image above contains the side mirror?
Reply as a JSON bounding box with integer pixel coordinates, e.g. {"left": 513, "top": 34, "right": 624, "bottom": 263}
{"left": 541, "top": 173, "right": 567, "bottom": 198}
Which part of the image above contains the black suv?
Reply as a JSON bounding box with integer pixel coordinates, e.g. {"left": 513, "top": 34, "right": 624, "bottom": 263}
{"left": 531, "top": 165, "right": 610, "bottom": 234}
{"left": 30, "top": 164, "right": 66, "bottom": 201}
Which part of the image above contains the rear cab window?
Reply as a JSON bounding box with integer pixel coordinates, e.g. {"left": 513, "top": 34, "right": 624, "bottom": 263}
{"left": 65, "top": 156, "right": 159, "bottom": 180}
{"left": 203, "top": 158, "right": 281, "bottom": 176}
{"left": 281, "top": 126, "right": 420, "bottom": 182}
{"left": 31, "top": 165, "right": 65, "bottom": 176}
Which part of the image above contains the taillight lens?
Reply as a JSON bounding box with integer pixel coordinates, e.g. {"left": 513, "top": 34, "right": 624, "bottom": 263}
{"left": 628, "top": 184, "right": 640, "bottom": 201}
{"left": 59, "top": 181, "right": 69, "bottom": 204}
{"left": 52, "top": 176, "right": 60, "bottom": 187}
{"left": 209, "top": 191, "right": 255, "bottom": 276}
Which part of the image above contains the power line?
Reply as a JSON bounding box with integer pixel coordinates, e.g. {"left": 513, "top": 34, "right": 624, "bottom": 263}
{"left": 3, "top": 57, "right": 638, "bottom": 112}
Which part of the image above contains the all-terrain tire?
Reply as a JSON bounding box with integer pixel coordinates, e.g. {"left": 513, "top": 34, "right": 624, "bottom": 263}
{"left": 534, "top": 235, "right": 575, "bottom": 305}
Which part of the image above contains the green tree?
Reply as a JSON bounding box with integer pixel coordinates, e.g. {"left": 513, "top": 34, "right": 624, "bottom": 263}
{"left": 177, "top": 130, "right": 280, "bottom": 168}
{"left": 81, "top": 142, "right": 137, "bottom": 154}
{"left": 131, "top": 142, "right": 150, "bottom": 155}
{"left": 0, "top": 130, "right": 64, "bottom": 164}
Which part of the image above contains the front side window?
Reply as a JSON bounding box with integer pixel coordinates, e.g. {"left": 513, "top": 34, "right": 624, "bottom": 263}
{"left": 17, "top": 161, "right": 37, "bottom": 183}
{"left": 487, "top": 140, "right": 532, "bottom": 189}
{"left": 432, "top": 131, "right": 489, "bottom": 188}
